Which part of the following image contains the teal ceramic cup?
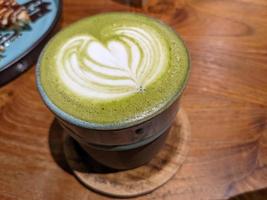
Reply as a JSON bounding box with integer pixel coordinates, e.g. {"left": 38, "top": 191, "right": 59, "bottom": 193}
{"left": 36, "top": 13, "right": 190, "bottom": 170}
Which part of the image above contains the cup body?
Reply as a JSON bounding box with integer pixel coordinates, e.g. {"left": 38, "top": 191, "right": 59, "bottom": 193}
{"left": 57, "top": 98, "right": 180, "bottom": 169}
{"left": 36, "top": 13, "right": 190, "bottom": 170}
{"left": 66, "top": 127, "right": 171, "bottom": 169}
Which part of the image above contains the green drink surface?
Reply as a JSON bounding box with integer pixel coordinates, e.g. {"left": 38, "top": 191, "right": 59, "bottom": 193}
{"left": 39, "top": 12, "right": 190, "bottom": 125}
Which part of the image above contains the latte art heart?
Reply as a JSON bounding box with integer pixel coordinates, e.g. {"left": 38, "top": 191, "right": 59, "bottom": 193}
{"left": 57, "top": 26, "right": 168, "bottom": 99}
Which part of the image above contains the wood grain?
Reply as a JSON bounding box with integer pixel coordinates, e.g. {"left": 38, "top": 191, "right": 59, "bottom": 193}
{"left": 0, "top": 0, "right": 267, "bottom": 199}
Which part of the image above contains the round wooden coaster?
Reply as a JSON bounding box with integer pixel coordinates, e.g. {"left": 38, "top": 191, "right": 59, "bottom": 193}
{"left": 64, "top": 108, "right": 191, "bottom": 198}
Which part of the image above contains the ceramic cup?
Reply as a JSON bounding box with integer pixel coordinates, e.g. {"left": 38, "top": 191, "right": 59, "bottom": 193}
{"left": 36, "top": 31, "right": 190, "bottom": 171}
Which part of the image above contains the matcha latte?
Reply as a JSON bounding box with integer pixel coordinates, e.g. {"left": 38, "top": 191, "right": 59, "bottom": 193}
{"left": 37, "top": 13, "right": 190, "bottom": 127}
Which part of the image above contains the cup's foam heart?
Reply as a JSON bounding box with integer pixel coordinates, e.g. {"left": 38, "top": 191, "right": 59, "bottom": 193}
{"left": 38, "top": 13, "right": 190, "bottom": 126}
{"left": 57, "top": 26, "right": 168, "bottom": 99}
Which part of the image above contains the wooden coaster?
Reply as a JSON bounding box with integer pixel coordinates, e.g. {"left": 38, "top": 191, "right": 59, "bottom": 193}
{"left": 64, "top": 108, "right": 191, "bottom": 198}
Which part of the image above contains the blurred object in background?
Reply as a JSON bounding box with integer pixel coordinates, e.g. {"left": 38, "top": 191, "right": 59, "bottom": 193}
{"left": 229, "top": 188, "right": 267, "bottom": 200}
{"left": 113, "top": 0, "right": 148, "bottom": 7}
{"left": 0, "top": 0, "right": 61, "bottom": 87}
{"left": 0, "top": 0, "right": 51, "bottom": 53}
{"left": 0, "top": 0, "right": 30, "bottom": 29}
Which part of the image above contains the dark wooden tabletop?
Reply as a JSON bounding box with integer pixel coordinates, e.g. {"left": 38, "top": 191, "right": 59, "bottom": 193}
{"left": 0, "top": 0, "right": 267, "bottom": 199}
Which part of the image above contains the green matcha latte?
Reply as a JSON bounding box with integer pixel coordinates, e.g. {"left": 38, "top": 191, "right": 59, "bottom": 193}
{"left": 39, "top": 12, "right": 190, "bottom": 125}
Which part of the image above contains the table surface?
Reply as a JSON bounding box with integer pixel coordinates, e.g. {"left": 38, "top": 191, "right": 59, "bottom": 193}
{"left": 0, "top": 0, "right": 267, "bottom": 199}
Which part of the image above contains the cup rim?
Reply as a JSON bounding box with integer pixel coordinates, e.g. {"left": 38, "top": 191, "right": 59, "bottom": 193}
{"left": 35, "top": 12, "right": 191, "bottom": 131}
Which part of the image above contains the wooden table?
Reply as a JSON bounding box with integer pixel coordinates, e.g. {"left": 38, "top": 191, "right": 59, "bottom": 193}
{"left": 0, "top": 0, "right": 267, "bottom": 199}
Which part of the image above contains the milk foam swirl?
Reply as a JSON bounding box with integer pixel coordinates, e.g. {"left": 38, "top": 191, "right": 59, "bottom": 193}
{"left": 57, "top": 26, "right": 168, "bottom": 99}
